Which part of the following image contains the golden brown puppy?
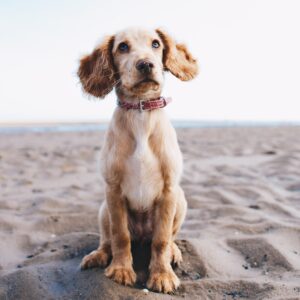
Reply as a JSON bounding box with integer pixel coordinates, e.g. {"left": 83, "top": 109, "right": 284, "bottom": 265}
{"left": 78, "top": 28, "right": 198, "bottom": 293}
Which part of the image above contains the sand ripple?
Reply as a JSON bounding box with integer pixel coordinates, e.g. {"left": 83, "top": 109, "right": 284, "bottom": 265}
{"left": 1, "top": 127, "right": 300, "bottom": 299}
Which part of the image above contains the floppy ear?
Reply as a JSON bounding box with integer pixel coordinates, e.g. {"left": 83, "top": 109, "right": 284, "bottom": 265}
{"left": 156, "top": 29, "right": 198, "bottom": 81}
{"left": 78, "top": 36, "right": 116, "bottom": 98}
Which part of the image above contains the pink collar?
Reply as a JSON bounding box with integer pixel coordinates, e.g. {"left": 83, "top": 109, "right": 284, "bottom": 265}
{"left": 117, "top": 97, "right": 172, "bottom": 112}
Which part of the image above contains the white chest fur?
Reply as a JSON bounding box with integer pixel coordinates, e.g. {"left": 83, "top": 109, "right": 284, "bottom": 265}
{"left": 121, "top": 112, "right": 163, "bottom": 211}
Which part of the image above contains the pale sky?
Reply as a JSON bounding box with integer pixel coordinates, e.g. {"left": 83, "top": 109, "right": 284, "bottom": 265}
{"left": 0, "top": 0, "right": 300, "bottom": 123}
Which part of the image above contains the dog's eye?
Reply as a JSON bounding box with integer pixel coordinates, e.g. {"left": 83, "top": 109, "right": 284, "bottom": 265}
{"left": 152, "top": 40, "right": 160, "bottom": 49}
{"left": 118, "top": 42, "right": 129, "bottom": 53}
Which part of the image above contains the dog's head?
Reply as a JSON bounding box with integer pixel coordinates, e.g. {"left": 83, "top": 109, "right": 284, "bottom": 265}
{"left": 78, "top": 28, "right": 198, "bottom": 100}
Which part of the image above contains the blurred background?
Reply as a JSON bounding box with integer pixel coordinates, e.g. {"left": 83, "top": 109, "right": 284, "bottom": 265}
{"left": 1, "top": 0, "right": 300, "bottom": 124}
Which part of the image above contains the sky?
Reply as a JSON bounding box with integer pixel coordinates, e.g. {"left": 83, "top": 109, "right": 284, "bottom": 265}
{"left": 0, "top": 0, "right": 300, "bottom": 123}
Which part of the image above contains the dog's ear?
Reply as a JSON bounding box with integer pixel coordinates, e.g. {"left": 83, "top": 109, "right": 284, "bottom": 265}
{"left": 156, "top": 29, "right": 198, "bottom": 81}
{"left": 78, "top": 36, "right": 116, "bottom": 98}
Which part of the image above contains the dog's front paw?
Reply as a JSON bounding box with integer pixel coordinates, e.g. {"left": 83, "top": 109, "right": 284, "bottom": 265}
{"left": 81, "top": 249, "right": 110, "bottom": 270}
{"left": 147, "top": 269, "right": 180, "bottom": 293}
{"left": 105, "top": 263, "right": 136, "bottom": 286}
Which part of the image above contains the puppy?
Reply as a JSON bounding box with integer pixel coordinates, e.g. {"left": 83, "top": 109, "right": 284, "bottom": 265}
{"left": 78, "top": 28, "right": 198, "bottom": 293}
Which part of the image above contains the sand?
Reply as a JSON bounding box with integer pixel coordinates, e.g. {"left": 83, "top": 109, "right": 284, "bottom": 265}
{"left": 0, "top": 126, "right": 300, "bottom": 299}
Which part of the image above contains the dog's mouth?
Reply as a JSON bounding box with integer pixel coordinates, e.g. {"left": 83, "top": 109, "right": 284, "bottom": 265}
{"left": 133, "top": 78, "right": 159, "bottom": 88}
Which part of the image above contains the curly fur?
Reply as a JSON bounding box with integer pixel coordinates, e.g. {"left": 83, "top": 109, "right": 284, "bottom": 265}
{"left": 156, "top": 29, "right": 198, "bottom": 81}
{"left": 78, "top": 36, "right": 116, "bottom": 98}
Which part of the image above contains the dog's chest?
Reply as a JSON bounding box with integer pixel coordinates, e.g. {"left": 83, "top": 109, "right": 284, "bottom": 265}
{"left": 121, "top": 114, "right": 163, "bottom": 210}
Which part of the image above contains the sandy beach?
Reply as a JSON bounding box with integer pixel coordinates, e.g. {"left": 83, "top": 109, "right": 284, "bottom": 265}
{"left": 0, "top": 126, "right": 300, "bottom": 299}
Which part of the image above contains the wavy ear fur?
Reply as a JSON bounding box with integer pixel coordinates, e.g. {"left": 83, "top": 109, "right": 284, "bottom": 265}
{"left": 156, "top": 29, "right": 198, "bottom": 81}
{"left": 78, "top": 36, "right": 116, "bottom": 98}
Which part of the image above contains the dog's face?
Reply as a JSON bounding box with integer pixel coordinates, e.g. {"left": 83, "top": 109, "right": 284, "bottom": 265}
{"left": 112, "top": 28, "right": 164, "bottom": 99}
{"left": 78, "top": 28, "right": 198, "bottom": 100}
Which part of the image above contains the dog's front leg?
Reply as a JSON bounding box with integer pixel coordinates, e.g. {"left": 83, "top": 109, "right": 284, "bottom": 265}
{"left": 104, "top": 186, "right": 136, "bottom": 286}
{"left": 147, "top": 189, "right": 180, "bottom": 293}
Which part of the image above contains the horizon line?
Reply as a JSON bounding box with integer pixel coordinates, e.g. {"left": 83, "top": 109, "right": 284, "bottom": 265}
{"left": 1, "top": 119, "right": 300, "bottom": 128}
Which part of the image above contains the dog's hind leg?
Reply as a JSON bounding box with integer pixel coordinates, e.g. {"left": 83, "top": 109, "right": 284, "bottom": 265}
{"left": 81, "top": 202, "right": 112, "bottom": 269}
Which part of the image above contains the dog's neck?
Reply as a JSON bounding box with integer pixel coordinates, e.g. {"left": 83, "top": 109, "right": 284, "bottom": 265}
{"left": 116, "top": 89, "right": 162, "bottom": 104}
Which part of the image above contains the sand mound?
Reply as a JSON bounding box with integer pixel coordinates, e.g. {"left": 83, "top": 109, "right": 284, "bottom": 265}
{"left": 228, "top": 238, "right": 293, "bottom": 272}
{"left": 0, "top": 233, "right": 208, "bottom": 300}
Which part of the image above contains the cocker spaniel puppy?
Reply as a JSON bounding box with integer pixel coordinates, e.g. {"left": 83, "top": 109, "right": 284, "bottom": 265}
{"left": 78, "top": 27, "right": 198, "bottom": 293}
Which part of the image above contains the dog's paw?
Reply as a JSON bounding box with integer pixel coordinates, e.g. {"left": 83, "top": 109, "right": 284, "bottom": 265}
{"left": 147, "top": 269, "right": 180, "bottom": 293}
{"left": 171, "top": 242, "right": 183, "bottom": 266}
{"left": 80, "top": 249, "right": 110, "bottom": 270}
{"left": 105, "top": 264, "right": 136, "bottom": 286}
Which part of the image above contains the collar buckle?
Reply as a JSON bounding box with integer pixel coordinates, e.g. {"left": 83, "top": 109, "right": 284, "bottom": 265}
{"left": 139, "top": 99, "right": 147, "bottom": 112}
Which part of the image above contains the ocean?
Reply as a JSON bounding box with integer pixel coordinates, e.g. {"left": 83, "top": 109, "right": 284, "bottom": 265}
{"left": 0, "top": 121, "right": 299, "bottom": 134}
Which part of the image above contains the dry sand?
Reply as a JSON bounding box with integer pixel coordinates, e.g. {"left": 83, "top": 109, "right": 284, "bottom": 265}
{"left": 0, "top": 126, "right": 300, "bottom": 299}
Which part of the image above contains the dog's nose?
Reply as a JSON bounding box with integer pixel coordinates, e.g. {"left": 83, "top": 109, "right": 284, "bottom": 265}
{"left": 136, "top": 60, "right": 154, "bottom": 74}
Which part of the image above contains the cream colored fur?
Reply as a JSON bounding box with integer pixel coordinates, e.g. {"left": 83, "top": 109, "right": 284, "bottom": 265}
{"left": 78, "top": 27, "right": 198, "bottom": 293}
